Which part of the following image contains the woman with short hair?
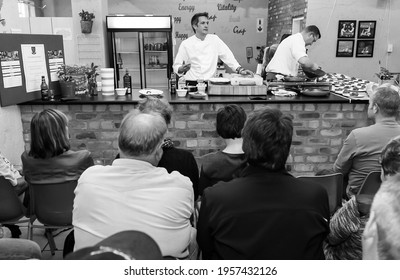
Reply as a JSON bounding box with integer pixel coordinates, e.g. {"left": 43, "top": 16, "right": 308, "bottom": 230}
{"left": 22, "top": 109, "right": 93, "bottom": 185}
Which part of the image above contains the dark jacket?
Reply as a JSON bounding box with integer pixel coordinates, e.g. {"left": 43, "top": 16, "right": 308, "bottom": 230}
{"left": 197, "top": 165, "right": 330, "bottom": 260}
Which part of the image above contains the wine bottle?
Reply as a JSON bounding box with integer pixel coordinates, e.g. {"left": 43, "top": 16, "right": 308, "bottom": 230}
{"left": 123, "top": 69, "right": 132, "bottom": 95}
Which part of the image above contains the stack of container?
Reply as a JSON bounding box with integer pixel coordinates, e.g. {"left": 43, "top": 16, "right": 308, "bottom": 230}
{"left": 100, "top": 68, "right": 114, "bottom": 95}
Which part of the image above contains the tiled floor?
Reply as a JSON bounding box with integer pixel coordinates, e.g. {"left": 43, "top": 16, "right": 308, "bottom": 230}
{"left": 19, "top": 222, "right": 71, "bottom": 260}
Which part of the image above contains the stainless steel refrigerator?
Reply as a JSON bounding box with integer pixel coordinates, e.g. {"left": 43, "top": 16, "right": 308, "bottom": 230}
{"left": 106, "top": 15, "right": 173, "bottom": 90}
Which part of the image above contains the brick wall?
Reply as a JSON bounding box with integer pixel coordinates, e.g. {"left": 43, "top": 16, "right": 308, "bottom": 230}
{"left": 267, "top": 0, "right": 307, "bottom": 45}
{"left": 19, "top": 102, "right": 369, "bottom": 176}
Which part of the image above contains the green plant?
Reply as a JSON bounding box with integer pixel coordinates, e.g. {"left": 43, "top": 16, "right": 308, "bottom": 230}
{"left": 79, "top": 9, "right": 95, "bottom": 21}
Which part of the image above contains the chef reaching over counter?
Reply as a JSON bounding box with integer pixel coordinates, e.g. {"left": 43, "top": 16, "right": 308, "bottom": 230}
{"left": 265, "top": 25, "right": 323, "bottom": 81}
{"left": 173, "top": 12, "right": 253, "bottom": 83}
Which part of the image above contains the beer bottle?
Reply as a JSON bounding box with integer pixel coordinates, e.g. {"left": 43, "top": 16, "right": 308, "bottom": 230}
{"left": 40, "top": 76, "right": 49, "bottom": 101}
{"left": 123, "top": 69, "right": 132, "bottom": 95}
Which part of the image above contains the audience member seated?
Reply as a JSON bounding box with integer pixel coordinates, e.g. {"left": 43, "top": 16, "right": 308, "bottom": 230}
{"left": 1, "top": 150, "right": 28, "bottom": 197}
{"left": 138, "top": 97, "right": 199, "bottom": 200}
{"left": 66, "top": 230, "right": 162, "bottom": 260}
{"left": 363, "top": 173, "right": 400, "bottom": 259}
{"left": 325, "top": 136, "right": 400, "bottom": 260}
{"left": 115, "top": 97, "right": 199, "bottom": 200}
{"left": 333, "top": 84, "right": 400, "bottom": 199}
{"left": 73, "top": 111, "right": 196, "bottom": 259}
{"left": 1, "top": 150, "right": 29, "bottom": 238}
{"left": 198, "top": 104, "right": 247, "bottom": 195}
{"left": 21, "top": 108, "right": 94, "bottom": 185}
{"left": 197, "top": 108, "right": 330, "bottom": 259}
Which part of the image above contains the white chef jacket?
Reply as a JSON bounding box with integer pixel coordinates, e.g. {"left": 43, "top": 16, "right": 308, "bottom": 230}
{"left": 173, "top": 34, "right": 240, "bottom": 80}
{"left": 266, "top": 33, "right": 307, "bottom": 76}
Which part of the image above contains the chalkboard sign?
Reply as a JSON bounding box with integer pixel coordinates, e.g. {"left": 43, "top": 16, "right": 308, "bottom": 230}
{"left": 0, "top": 34, "right": 64, "bottom": 107}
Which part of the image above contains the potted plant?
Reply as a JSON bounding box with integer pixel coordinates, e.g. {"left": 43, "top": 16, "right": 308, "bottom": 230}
{"left": 57, "top": 65, "right": 76, "bottom": 98}
{"left": 79, "top": 9, "right": 95, "bottom": 34}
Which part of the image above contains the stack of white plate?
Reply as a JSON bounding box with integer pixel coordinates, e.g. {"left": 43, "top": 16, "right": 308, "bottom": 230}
{"left": 100, "top": 68, "right": 114, "bottom": 95}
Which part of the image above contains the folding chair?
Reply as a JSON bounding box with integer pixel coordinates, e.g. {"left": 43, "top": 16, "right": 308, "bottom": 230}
{"left": 28, "top": 180, "right": 77, "bottom": 255}
{"left": 0, "top": 176, "right": 29, "bottom": 238}
{"left": 357, "top": 171, "right": 382, "bottom": 196}
{"left": 297, "top": 173, "right": 344, "bottom": 215}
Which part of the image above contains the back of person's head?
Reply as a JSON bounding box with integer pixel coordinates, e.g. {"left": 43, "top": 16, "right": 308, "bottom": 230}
{"left": 242, "top": 108, "right": 293, "bottom": 170}
{"left": 304, "top": 25, "right": 321, "bottom": 39}
{"left": 66, "top": 230, "right": 162, "bottom": 260}
{"left": 191, "top": 12, "right": 208, "bottom": 32}
{"left": 216, "top": 104, "right": 247, "bottom": 139}
{"left": 138, "top": 97, "right": 172, "bottom": 125}
{"left": 29, "top": 109, "right": 70, "bottom": 159}
{"left": 370, "top": 173, "right": 400, "bottom": 259}
{"left": 370, "top": 85, "right": 400, "bottom": 118}
{"left": 380, "top": 136, "right": 400, "bottom": 177}
{"left": 118, "top": 111, "right": 167, "bottom": 158}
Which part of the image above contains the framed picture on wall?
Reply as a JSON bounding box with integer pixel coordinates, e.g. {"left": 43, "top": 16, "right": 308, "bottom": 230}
{"left": 336, "top": 40, "right": 354, "bottom": 57}
{"left": 358, "top": 21, "right": 376, "bottom": 39}
{"left": 356, "top": 40, "right": 374, "bottom": 57}
{"left": 337, "top": 20, "right": 356, "bottom": 38}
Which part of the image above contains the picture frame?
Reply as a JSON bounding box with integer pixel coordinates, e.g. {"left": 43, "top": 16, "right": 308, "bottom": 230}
{"left": 337, "top": 20, "right": 356, "bottom": 38}
{"left": 356, "top": 40, "right": 374, "bottom": 57}
{"left": 336, "top": 40, "right": 354, "bottom": 57}
{"left": 358, "top": 21, "right": 376, "bottom": 39}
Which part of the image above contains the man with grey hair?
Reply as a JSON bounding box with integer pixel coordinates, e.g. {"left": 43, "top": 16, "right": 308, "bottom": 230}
{"left": 73, "top": 111, "right": 195, "bottom": 259}
{"left": 334, "top": 85, "right": 400, "bottom": 199}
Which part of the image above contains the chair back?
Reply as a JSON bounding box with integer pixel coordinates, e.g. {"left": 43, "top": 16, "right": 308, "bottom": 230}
{"left": 297, "top": 173, "right": 344, "bottom": 215}
{"left": 358, "top": 171, "right": 382, "bottom": 196}
{"left": 0, "top": 176, "right": 25, "bottom": 222}
{"left": 29, "top": 180, "right": 77, "bottom": 226}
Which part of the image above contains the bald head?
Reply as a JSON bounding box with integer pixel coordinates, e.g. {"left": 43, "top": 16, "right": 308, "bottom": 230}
{"left": 118, "top": 111, "right": 167, "bottom": 158}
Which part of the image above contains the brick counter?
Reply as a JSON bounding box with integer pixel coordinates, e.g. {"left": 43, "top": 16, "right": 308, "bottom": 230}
{"left": 19, "top": 92, "right": 369, "bottom": 176}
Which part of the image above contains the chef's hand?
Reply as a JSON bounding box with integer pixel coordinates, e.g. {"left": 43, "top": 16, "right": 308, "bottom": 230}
{"left": 237, "top": 67, "right": 254, "bottom": 77}
{"left": 178, "top": 61, "right": 191, "bottom": 74}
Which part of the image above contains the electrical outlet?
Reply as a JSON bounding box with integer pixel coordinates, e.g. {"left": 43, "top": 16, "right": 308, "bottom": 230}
{"left": 388, "top": 44, "right": 393, "bottom": 53}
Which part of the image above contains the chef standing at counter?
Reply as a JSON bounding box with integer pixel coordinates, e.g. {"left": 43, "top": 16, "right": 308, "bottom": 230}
{"left": 173, "top": 12, "right": 253, "bottom": 82}
{"left": 265, "top": 25, "right": 321, "bottom": 81}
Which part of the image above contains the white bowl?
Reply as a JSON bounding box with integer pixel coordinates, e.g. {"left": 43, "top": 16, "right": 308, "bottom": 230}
{"left": 115, "top": 88, "right": 127, "bottom": 96}
{"left": 176, "top": 89, "right": 187, "bottom": 97}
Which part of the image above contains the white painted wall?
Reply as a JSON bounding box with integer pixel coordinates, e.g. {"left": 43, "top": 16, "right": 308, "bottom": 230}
{"left": 307, "top": 0, "right": 400, "bottom": 81}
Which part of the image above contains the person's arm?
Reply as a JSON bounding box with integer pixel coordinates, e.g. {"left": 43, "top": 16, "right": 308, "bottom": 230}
{"left": 216, "top": 37, "right": 254, "bottom": 77}
{"left": 333, "top": 132, "right": 357, "bottom": 177}
{"left": 298, "top": 56, "right": 319, "bottom": 70}
{"left": 173, "top": 43, "right": 191, "bottom": 75}
{"left": 0, "top": 156, "right": 19, "bottom": 186}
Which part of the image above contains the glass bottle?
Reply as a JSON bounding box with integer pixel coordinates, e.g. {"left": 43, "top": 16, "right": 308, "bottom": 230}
{"left": 40, "top": 76, "right": 49, "bottom": 101}
{"left": 123, "top": 69, "right": 132, "bottom": 95}
{"left": 117, "top": 53, "right": 123, "bottom": 69}
{"left": 170, "top": 72, "right": 177, "bottom": 94}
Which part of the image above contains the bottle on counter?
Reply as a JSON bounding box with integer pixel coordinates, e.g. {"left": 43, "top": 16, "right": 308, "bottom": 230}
{"left": 117, "top": 53, "right": 123, "bottom": 69}
{"left": 40, "top": 75, "right": 49, "bottom": 101}
{"left": 170, "top": 72, "right": 177, "bottom": 94}
{"left": 123, "top": 69, "right": 132, "bottom": 95}
{"left": 178, "top": 75, "right": 186, "bottom": 89}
